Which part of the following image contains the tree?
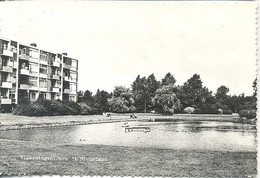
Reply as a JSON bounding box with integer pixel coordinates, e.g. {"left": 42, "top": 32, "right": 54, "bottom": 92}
{"left": 161, "top": 72, "right": 176, "bottom": 86}
{"left": 77, "top": 91, "right": 84, "bottom": 103}
{"left": 108, "top": 86, "right": 136, "bottom": 113}
{"left": 152, "top": 84, "right": 181, "bottom": 114}
{"left": 147, "top": 74, "right": 160, "bottom": 97}
{"left": 132, "top": 74, "right": 160, "bottom": 112}
{"left": 94, "top": 89, "right": 110, "bottom": 112}
{"left": 215, "top": 85, "right": 229, "bottom": 100}
{"left": 178, "top": 74, "right": 207, "bottom": 109}
{"left": 215, "top": 85, "right": 230, "bottom": 110}
{"left": 81, "top": 90, "right": 95, "bottom": 106}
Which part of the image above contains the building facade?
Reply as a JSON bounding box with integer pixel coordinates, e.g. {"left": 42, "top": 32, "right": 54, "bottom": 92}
{"left": 0, "top": 38, "right": 78, "bottom": 109}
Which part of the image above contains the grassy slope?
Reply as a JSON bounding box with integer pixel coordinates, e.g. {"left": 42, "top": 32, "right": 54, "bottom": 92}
{"left": 0, "top": 114, "right": 129, "bottom": 126}
{"left": 0, "top": 139, "right": 256, "bottom": 177}
{"left": 0, "top": 113, "right": 236, "bottom": 127}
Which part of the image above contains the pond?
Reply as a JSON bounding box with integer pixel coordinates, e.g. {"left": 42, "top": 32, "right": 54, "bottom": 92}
{"left": 0, "top": 121, "right": 256, "bottom": 152}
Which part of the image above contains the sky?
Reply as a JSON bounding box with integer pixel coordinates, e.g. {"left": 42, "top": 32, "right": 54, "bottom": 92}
{"left": 0, "top": 1, "right": 257, "bottom": 96}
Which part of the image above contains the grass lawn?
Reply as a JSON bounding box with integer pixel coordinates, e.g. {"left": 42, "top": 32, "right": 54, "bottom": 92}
{"left": 0, "top": 114, "right": 120, "bottom": 126}
{"left": 0, "top": 139, "right": 256, "bottom": 177}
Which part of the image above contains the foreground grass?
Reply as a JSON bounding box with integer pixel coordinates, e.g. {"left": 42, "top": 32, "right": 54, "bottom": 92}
{"left": 0, "top": 139, "right": 256, "bottom": 177}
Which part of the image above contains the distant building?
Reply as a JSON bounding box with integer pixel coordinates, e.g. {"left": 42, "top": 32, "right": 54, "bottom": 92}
{"left": 0, "top": 37, "right": 78, "bottom": 109}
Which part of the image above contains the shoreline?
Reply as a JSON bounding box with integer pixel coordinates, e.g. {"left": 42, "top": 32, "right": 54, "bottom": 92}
{"left": 0, "top": 118, "right": 137, "bottom": 131}
{"left": 0, "top": 113, "right": 254, "bottom": 131}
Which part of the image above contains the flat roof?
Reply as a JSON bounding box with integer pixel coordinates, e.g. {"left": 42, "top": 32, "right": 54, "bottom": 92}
{"left": 0, "top": 37, "right": 78, "bottom": 61}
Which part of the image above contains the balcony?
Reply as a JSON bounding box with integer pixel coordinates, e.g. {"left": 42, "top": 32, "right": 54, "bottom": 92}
{"left": 52, "top": 61, "right": 60, "bottom": 67}
{"left": 70, "top": 78, "right": 77, "bottom": 83}
{"left": 20, "top": 84, "right": 29, "bottom": 90}
{"left": 1, "top": 98, "right": 11, "bottom": 104}
{"left": 51, "top": 74, "right": 59, "bottom": 80}
{"left": 63, "top": 63, "right": 71, "bottom": 69}
{"left": 2, "top": 49, "right": 13, "bottom": 57}
{"left": 29, "top": 86, "right": 38, "bottom": 90}
{"left": 29, "top": 71, "right": 38, "bottom": 77}
{"left": 13, "top": 62, "right": 18, "bottom": 69}
{"left": 39, "top": 73, "right": 48, "bottom": 78}
{"left": 52, "top": 87, "right": 59, "bottom": 93}
{"left": 2, "top": 66, "right": 12, "bottom": 73}
{"left": 70, "top": 90, "right": 77, "bottom": 94}
{"left": 39, "top": 60, "right": 48, "bottom": 65}
{"left": 64, "top": 89, "right": 71, "bottom": 93}
{"left": 20, "top": 54, "right": 30, "bottom": 61}
{"left": 1, "top": 81, "right": 12, "bottom": 89}
{"left": 39, "top": 87, "right": 47, "bottom": 92}
{"left": 71, "top": 66, "right": 77, "bottom": 71}
{"left": 64, "top": 76, "right": 71, "bottom": 82}
{"left": 20, "top": 69, "right": 29, "bottom": 75}
{"left": 29, "top": 57, "right": 39, "bottom": 63}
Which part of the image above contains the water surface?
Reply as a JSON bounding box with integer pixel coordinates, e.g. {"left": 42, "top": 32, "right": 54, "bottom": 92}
{"left": 0, "top": 121, "right": 256, "bottom": 152}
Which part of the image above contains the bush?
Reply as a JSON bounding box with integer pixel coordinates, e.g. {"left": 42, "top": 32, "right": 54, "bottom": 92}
{"left": 78, "top": 102, "right": 101, "bottom": 115}
{"left": 239, "top": 109, "right": 256, "bottom": 119}
{"left": 193, "top": 108, "right": 202, "bottom": 114}
{"left": 63, "top": 101, "right": 82, "bottom": 115}
{"left": 184, "top": 107, "right": 195, "bottom": 114}
{"left": 223, "top": 109, "right": 232, "bottom": 115}
{"left": 13, "top": 99, "right": 100, "bottom": 116}
{"left": 13, "top": 102, "right": 48, "bottom": 116}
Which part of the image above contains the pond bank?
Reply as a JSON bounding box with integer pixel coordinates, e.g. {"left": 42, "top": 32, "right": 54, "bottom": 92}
{"left": 0, "top": 114, "right": 137, "bottom": 131}
{"left": 0, "top": 139, "right": 256, "bottom": 176}
{"left": 146, "top": 114, "right": 240, "bottom": 122}
{"left": 0, "top": 113, "right": 254, "bottom": 131}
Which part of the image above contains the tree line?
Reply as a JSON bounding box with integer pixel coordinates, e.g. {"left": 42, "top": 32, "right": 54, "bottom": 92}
{"left": 78, "top": 73, "right": 257, "bottom": 118}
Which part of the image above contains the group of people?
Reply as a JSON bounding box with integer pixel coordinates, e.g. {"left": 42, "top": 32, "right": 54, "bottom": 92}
{"left": 103, "top": 112, "right": 138, "bottom": 119}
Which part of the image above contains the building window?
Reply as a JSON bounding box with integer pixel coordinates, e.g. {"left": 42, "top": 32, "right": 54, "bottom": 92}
{"left": 39, "top": 78, "right": 47, "bottom": 88}
{"left": 2, "top": 73, "right": 9, "bottom": 82}
{"left": 29, "top": 76, "right": 38, "bottom": 87}
{"left": 40, "top": 51, "right": 48, "bottom": 61}
{"left": 69, "top": 95, "right": 75, "bottom": 101}
{"left": 2, "top": 58, "right": 7, "bottom": 66}
{"left": 29, "top": 92, "right": 36, "bottom": 101}
{"left": 29, "top": 63, "right": 38, "bottom": 75}
{"left": 39, "top": 93, "right": 46, "bottom": 100}
{"left": 20, "top": 62, "right": 29, "bottom": 69}
{"left": 30, "top": 49, "right": 39, "bottom": 58}
{"left": 64, "top": 70, "right": 70, "bottom": 77}
{"left": 39, "top": 64, "right": 47, "bottom": 74}
{"left": 64, "top": 57, "right": 72, "bottom": 65}
{"left": 20, "top": 47, "right": 29, "bottom": 55}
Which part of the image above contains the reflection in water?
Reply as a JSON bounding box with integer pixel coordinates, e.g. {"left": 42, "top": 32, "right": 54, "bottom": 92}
{"left": 0, "top": 121, "right": 256, "bottom": 152}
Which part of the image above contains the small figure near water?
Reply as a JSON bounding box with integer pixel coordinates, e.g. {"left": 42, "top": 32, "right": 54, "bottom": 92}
{"left": 218, "top": 109, "right": 223, "bottom": 115}
{"left": 122, "top": 122, "right": 129, "bottom": 127}
{"left": 130, "top": 113, "right": 138, "bottom": 119}
{"left": 103, "top": 113, "right": 111, "bottom": 117}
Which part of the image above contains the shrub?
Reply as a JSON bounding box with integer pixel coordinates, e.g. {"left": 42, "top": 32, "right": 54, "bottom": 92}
{"left": 193, "top": 108, "right": 202, "bottom": 114}
{"left": 223, "top": 109, "right": 232, "bottom": 115}
{"left": 184, "top": 107, "right": 195, "bottom": 114}
{"left": 62, "top": 100, "right": 82, "bottom": 115}
{"left": 13, "top": 99, "right": 100, "bottom": 116}
{"left": 13, "top": 102, "right": 48, "bottom": 116}
{"left": 239, "top": 109, "right": 256, "bottom": 119}
{"left": 78, "top": 102, "right": 101, "bottom": 115}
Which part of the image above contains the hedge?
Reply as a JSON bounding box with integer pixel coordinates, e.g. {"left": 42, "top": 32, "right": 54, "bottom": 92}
{"left": 239, "top": 109, "right": 256, "bottom": 119}
{"left": 13, "top": 99, "right": 100, "bottom": 116}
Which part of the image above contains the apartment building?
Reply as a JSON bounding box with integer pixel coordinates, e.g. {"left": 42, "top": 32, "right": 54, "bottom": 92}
{"left": 0, "top": 38, "right": 78, "bottom": 109}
